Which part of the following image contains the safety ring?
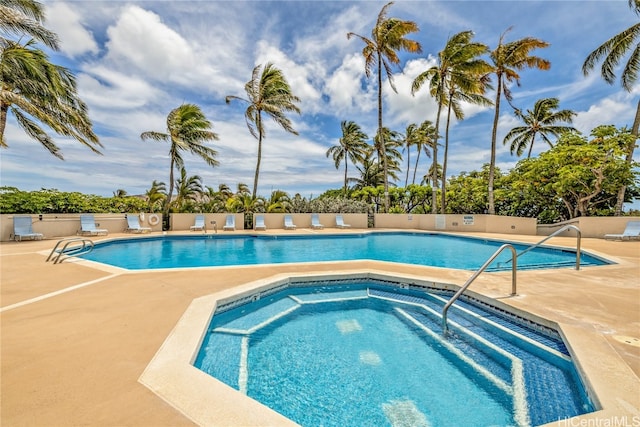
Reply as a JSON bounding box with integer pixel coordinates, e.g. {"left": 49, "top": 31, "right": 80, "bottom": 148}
{"left": 148, "top": 214, "right": 160, "bottom": 226}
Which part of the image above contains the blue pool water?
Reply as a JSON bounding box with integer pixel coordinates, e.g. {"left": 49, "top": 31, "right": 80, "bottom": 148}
{"left": 81, "top": 232, "right": 608, "bottom": 270}
{"left": 195, "top": 279, "right": 595, "bottom": 427}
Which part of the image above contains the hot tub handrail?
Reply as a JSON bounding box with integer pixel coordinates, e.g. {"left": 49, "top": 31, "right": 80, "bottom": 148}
{"left": 503, "top": 224, "right": 581, "bottom": 270}
{"left": 442, "top": 243, "right": 517, "bottom": 336}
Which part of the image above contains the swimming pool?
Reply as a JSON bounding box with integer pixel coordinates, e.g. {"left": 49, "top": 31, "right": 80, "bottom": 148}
{"left": 195, "top": 278, "right": 595, "bottom": 426}
{"left": 81, "top": 232, "right": 608, "bottom": 270}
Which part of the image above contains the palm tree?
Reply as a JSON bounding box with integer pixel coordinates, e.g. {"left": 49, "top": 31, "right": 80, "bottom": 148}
{"left": 414, "top": 31, "right": 493, "bottom": 213}
{"left": 326, "top": 120, "right": 369, "bottom": 195}
{"left": 0, "top": 0, "right": 59, "bottom": 49}
{"left": 145, "top": 180, "right": 166, "bottom": 213}
{"left": 583, "top": 0, "right": 640, "bottom": 215}
{"left": 174, "top": 168, "right": 203, "bottom": 212}
{"left": 412, "top": 120, "right": 435, "bottom": 185}
{"left": 0, "top": 39, "right": 101, "bottom": 158}
{"left": 201, "top": 184, "right": 231, "bottom": 213}
{"left": 140, "top": 104, "right": 219, "bottom": 216}
{"left": 375, "top": 127, "right": 403, "bottom": 184}
{"left": 226, "top": 62, "right": 301, "bottom": 199}
{"left": 348, "top": 1, "right": 421, "bottom": 211}
{"left": 112, "top": 189, "right": 128, "bottom": 198}
{"left": 437, "top": 31, "right": 493, "bottom": 213}
{"left": 402, "top": 123, "right": 418, "bottom": 187}
{"left": 265, "top": 190, "right": 292, "bottom": 213}
{"left": 348, "top": 149, "right": 385, "bottom": 190}
{"left": 487, "top": 28, "right": 550, "bottom": 215}
{"left": 503, "top": 97, "right": 576, "bottom": 158}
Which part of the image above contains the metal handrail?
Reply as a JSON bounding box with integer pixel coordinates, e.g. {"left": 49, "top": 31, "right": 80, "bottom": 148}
{"left": 503, "top": 225, "right": 581, "bottom": 270}
{"left": 46, "top": 237, "right": 94, "bottom": 264}
{"left": 442, "top": 244, "right": 517, "bottom": 335}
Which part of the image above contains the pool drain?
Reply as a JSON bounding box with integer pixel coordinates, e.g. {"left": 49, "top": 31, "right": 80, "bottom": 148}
{"left": 612, "top": 335, "right": 640, "bottom": 347}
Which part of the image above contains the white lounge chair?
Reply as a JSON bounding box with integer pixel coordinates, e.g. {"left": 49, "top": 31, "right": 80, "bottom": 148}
{"left": 284, "top": 214, "right": 297, "bottom": 230}
{"left": 254, "top": 214, "right": 267, "bottom": 231}
{"left": 223, "top": 215, "right": 236, "bottom": 231}
{"left": 604, "top": 221, "right": 640, "bottom": 241}
{"left": 311, "top": 213, "right": 324, "bottom": 229}
{"left": 335, "top": 215, "right": 351, "bottom": 229}
{"left": 191, "top": 214, "right": 205, "bottom": 231}
{"left": 125, "top": 215, "right": 151, "bottom": 233}
{"left": 80, "top": 214, "right": 108, "bottom": 236}
{"left": 12, "top": 215, "right": 44, "bottom": 241}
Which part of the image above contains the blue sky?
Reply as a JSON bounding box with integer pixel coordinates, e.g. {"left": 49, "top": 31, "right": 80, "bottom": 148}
{"left": 1, "top": 0, "right": 638, "bottom": 207}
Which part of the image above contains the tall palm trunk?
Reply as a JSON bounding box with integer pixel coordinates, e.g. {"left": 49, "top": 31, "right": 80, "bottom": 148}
{"left": 526, "top": 132, "right": 538, "bottom": 159}
{"left": 431, "top": 104, "right": 443, "bottom": 214}
{"left": 253, "top": 113, "right": 263, "bottom": 199}
{"left": 343, "top": 161, "right": 349, "bottom": 196}
{"left": 377, "top": 54, "right": 390, "bottom": 212}
{"left": 412, "top": 147, "right": 421, "bottom": 185}
{"left": 0, "top": 102, "right": 8, "bottom": 144}
{"left": 488, "top": 74, "right": 503, "bottom": 215}
{"left": 404, "top": 144, "right": 410, "bottom": 188}
{"left": 441, "top": 95, "right": 453, "bottom": 214}
{"left": 614, "top": 99, "right": 640, "bottom": 215}
{"left": 164, "top": 157, "right": 176, "bottom": 214}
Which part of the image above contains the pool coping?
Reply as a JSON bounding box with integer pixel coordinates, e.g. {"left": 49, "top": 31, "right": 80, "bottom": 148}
{"left": 59, "top": 229, "right": 614, "bottom": 272}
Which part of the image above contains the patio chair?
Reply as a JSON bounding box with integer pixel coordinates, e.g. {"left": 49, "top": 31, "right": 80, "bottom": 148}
{"left": 604, "top": 221, "right": 640, "bottom": 241}
{"left": 190, "top": 214, "right": 205, "bottom": 232}
{"left": 79, "top": 214, "right": 108, "bottom": 236}
{"left": 223, "top": 214, "right": 236, "bottom": 231}
{"left": 284, "top": 214, "right": 297, "bottom": 230}
{"left": 254, "top": 214, "right": 267, "bottom": 231}
{"left": 335, "top": 215, "right": 351, "bottom": 229}
{"left": 311, "top": 213, "right": 324, "bottom": 230}
{"left": 125, "top": 215, "right": 151, "bottom": 233}
{"left": 12, "top": 215, "right": 44, "bottom": 241}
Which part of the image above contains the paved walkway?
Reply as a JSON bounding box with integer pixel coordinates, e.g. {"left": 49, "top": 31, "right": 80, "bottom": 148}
{"left": 1, "top": 230, "right": 638, "bottom": 426}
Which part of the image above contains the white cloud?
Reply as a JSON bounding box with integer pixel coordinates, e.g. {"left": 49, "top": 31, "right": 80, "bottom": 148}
{"left": 45, "top": 2, "right": 98, "bottom": 57}
{"left": 105, "top": 5, "right": 195, "bottom": 83}
{"left": 325, "top": 53, "right": 375, "bottom": 116}
{"left": 77, "top": 65, "right": 164, "bottom": 110}
{"left": 386, "top": 57, "right": 438, "bottom": 126}
{"left": 574, "top": 93, "right": 637, "bottom": 134}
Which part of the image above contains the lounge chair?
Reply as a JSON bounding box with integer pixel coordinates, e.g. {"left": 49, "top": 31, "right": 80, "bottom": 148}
{"left": 223, "top": 214, "right": 236, "bottom": 231}
{"left": 604, "top": 221, "right": 640, "bottom": 241}
{"left": 311, "top": 213, "right": 324, "bottom": 230}
{"left": 125, "top": 215, "right": 151, "bottom": 233}
{"left": 284, "top": 214, "right": 297, "bottom": 230}
{"left": 335, "top": 215, "right": 351, "bottom": 229}
{"left": 190, "top": 214, "right": 205, "bottom": 232}
{"left": 254, "top": 214, "right": 267, "bottom": 231}
{"left": 12, "top": 215, "right": 43, "bottom": 241}
{"left": 79, "top": 214, "right": 108, "bottom": 236}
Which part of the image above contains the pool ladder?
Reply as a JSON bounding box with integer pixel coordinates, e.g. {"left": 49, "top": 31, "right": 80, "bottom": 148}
{"left": 46, "top": 237, "right": 95, "bottom": 264}
{"left": 442, "top": 225, "right": 582, "bottom": 335}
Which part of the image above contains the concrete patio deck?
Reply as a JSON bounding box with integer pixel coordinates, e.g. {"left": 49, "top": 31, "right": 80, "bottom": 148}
{"left": 1, "top": 229, "right": 638, "bottom": 426}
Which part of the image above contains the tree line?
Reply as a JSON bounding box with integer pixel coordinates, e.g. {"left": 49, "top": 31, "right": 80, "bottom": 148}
{"left": 3, "top": 123, "right": 637, "bottom": 223}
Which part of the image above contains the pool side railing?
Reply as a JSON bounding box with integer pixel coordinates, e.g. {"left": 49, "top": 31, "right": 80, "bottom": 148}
{"left": 46, "top": 237, "right": 95, "bottom": 264}
{"left": 501, "top": 224, "right": 582, "bottom": 271}
{"left": 442, "top": 244, "right": 517, "bottom": 336}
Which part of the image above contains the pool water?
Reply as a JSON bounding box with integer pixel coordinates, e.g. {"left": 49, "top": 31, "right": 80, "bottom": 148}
{"left": 81, "top": 232, "right": 608, "bottom": 270}
{"left": 195, "top": 280, "right": 594, "bottom": 427}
